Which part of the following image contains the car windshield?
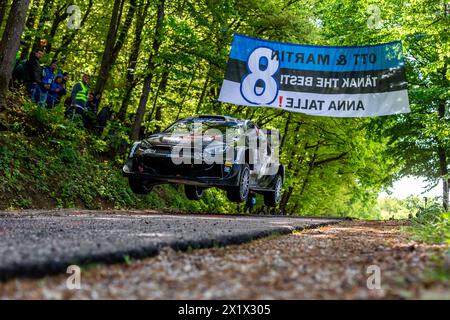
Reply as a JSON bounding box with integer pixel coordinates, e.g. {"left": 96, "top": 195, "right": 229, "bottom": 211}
{"left": 164, "top": 120, "right": 243, "bottom": 137}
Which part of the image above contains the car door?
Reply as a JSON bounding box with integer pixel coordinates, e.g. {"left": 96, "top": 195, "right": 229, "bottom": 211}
{"left": 246, "top": 121, "right": 259, "bottom": 185}
{"left": 254, "top": 128, "right": 273, "bottom": 187}
{"left": 246, "top": 122, "right": 271, "bottom": 186}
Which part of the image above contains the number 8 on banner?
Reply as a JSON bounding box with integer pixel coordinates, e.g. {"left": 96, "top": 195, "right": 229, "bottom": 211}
{"left": 240, "top": 47, "right": 280, "bottom": 105}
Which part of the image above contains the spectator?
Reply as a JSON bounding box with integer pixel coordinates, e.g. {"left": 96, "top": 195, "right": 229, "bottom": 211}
{"left": 87, "top": 92, "right": 101, "bottom": 115}
{"left": 244, "top": 192, "right": 257, "bottom": 214}
{"left": 62, "top": 72, "right": 69, "bottom": 88}
{"left": 68, "top": 73, "right": 90, "bottom": 125}
{"left": 95, "top": 105, "right": 112, "bottom": 135}
{"left": 94, "top": 92, "right": 102, "bottom": 109}
{"left": 61, "top": 73, "right": 71, "bottom": 109}
{"left": 25, "top": 49, "right": 44, "bottom": 102}
{"left": 39, "top": 59, "right": 58, "bottom": 107}
{"left": 85, "top": 92, "right": 96, "bottom": 130}
{"left": 12, "top": 57, "right": 27, "bottom": 86}
{"left": 46, "top": 74, "right": 66, "bottom": 108}
{"left": 84, "top": 91, "right": 102, "bottom": 131}
{"left": 11, "top": 44, "right": 27, "bottom": 86}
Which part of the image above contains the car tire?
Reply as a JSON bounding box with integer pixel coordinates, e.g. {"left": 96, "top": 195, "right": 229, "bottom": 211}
{"left": 129, "top": 177, "right": 154, "bottom": 195}
{"left": 263, "top": 174, "right": 283, "bottom": 207}
{"left": 227, "top": 164, "right": 250, "bottom": 203}
{"left": 185, "top": 185, "right": 204, "bottom": 200}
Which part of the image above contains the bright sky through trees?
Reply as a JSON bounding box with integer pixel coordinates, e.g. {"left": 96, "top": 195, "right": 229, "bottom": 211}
{"left": 381, "top": 177, "right": 442, "bottom": 199}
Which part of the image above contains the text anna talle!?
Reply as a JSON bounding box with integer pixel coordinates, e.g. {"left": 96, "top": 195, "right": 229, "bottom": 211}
{"left": 218, "top": 34, "right": 410, "bottom": 117}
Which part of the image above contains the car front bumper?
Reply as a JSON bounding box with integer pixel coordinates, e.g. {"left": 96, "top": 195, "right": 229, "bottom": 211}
{"left": 123, "top": 154, "right": 242, "bottom": 188}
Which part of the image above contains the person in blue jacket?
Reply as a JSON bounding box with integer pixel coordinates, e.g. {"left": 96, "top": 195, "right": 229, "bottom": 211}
{"left": 46, "top": 73, "right": 66, "bottom": 108}
{"left": 39, "top": 59, "right": 58, "bottom": 107}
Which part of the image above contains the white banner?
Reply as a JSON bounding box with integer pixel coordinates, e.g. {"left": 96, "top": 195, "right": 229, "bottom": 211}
{"left": 218, "top": 34, "right": 410, "bottom": 117}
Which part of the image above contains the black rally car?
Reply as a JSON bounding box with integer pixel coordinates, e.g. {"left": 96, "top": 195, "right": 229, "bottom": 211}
{"left": 123, "top": 115, "right": 284, "bottom": 206}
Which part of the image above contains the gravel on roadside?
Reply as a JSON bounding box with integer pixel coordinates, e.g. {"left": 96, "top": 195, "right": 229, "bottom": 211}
{"left": 1, "top": 220, "right": 448, "bottom": 299}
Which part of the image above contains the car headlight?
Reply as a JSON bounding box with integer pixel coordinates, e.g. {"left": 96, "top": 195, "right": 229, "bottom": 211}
{"left": 204, "top": 144, "right": 229, "bottom": 156}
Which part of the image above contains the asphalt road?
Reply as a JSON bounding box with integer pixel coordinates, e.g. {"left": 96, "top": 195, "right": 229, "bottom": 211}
{"left": 0, "top": 210, "right": 340, "bottom": 280}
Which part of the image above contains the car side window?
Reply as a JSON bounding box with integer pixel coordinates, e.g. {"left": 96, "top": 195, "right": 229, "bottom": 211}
{"left": 264, "top": 130, "right": 272, "bottom": 156}
{"left": 258, "top": 130, "right": 270, "bottom": 156}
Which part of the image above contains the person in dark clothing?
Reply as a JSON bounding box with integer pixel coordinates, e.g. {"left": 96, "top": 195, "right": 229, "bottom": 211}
{"left": 85, "top": 92, "right": 96, "bottom": 130}
{"left": 12, "top": 59, "right": 27, "bottom": 86}
{"left": 95, "top": 105, "right": 112, "bottom": 135}
{"left": 61, "top": 73, "right": 70, "bottom": 108}
{"left": 62, "top": 72, "right": 69, "bottom": 88}
{"left": 94, "top": 92, "right": 102, "bottom": 107}
{"left": 84, "top": 91, "right": 102, "bottom": 131}
{"left": 244, "top": 192, "right": 257, "bottom": 214}
{"left": 26, "top": 50, "right": 44, "bottom": 102}
{"left": 87, "top": 92, "right": 101, "bottom": 114}
{"left": 12, "top": 49, "right": 28, "bottom": 86}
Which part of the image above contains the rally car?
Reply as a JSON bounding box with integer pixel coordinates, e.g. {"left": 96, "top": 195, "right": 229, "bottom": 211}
{"left": 123, "top": 115, "right": 284, "bottom": 206}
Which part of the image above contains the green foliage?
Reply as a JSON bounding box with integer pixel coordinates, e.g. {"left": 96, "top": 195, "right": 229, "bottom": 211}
{"left": 407, "top": 199, "right": 450, "bottom": 244}
{"left": 409, "top": 213, "right": 450, "bottom": 244}
{"left": 374, "top": 195, "right": 450, "bottom": 244}
{"left": 377, "top": 196, "right": 414, "bottom": 220}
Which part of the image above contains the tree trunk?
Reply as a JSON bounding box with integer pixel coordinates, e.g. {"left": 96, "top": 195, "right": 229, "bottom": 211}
{"left": 195, "top": 75, "right": 209, "bottom": 114}
{"left": 53, "top": 0, "right": 93, "bottom": 60}
{"left": 110, "top": 0, "right": 136, "bottom": 64}
{"left": 0, "top": 0, "right": 9, "bottom": 33}
{"left": 151, "top": 69, "right": 169, "bottom": 132}
{"left": 279, "top": 136, "right": 306, "bottom": 213}
{"left": 176, "top": 66, "right": 197, "bottom": 120}
{"left": 96, "top": 0, "right": 137, "bottom": 95}
{"left": 298, "top": 145, "right": 320, "bottom": 200}
{"left": 279, "top": 141, "right": 320, "bottom": 213}
{"left": 130, "top": 0, "right": 165, "bottom": 141}
{"left": 438, "top": 62, "right": 449, "bottom": 211}
{"left": 31, "top": 0, "right": 54, "bottom": 53}
{"left": 0, "top": 0, "right": 31, "bottom": 109}
{"left": 118, "top": 0, "right": 150, "bottom": 121}
{"left": 279, "top": 186, "right": 295, "bottom": 213}
{"left": 21, "top": 0, "right": 41, "bottom": 57}
{"left": 46, "top": 3, "right": 69, "bottom": 54}
{"left": 209, "top": 85, "right": 221, "bottom": 114}
{"left": 94, "top": 0, "right": 126, "bottom": 95}
{"left": 279, "top": 114, "right": 292, "bottom": 154}
{"left": 438, "top": 144, "right": 449, "bottom": 211}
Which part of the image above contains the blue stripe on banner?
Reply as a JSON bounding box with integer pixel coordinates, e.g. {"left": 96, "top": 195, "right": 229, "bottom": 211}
{"left": 229, "top": 34, "right": 405, "bottom": 72}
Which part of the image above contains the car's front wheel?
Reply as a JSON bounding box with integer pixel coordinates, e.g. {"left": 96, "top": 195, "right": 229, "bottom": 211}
{"left": 129, "top": 177, "right": 154, "bottom": 195}
{"left": 227, "top": 164, "right": 250, "bottom": 203}
{"left": 185, "top": 185, "right": 204, "bottom": 200}
{"left": 263, "top": 174, "right": 283, "bottom": 207}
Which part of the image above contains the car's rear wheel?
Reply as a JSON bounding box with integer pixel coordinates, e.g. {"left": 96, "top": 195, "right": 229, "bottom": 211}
{"left": 185, "top": 185, "right": 204, "bottom": 200}
{"left": 263, "top": 174, "right": 283, "bottom": 207}
{"left": 227, "top": 164, "right": 250, "bottom": 203}
{"left": 129, "top": 177, "right": 154, "bottom": 195}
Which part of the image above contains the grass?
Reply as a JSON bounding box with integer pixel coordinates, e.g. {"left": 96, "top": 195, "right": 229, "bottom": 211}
{"left": 123, "top": 255, "right": 134, "bottom": 265}
{"left": 407, "top": 206, "right": 450, "bottom": 245}
{"left": 422, "top": 251, "right": 450, "bottom": 284}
